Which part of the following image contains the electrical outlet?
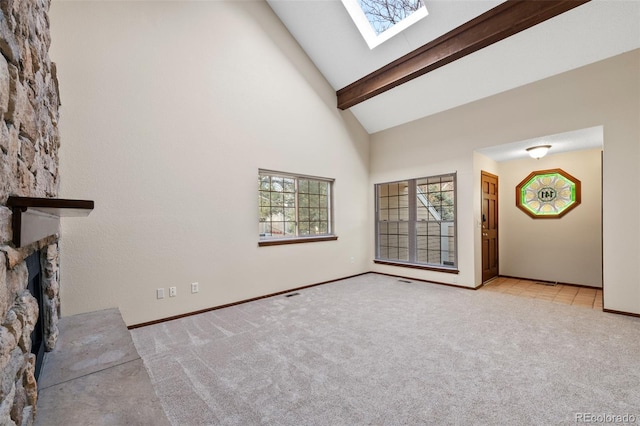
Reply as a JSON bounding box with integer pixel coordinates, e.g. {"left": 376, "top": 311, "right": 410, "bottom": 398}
{"left": 191, "top": 282, "right": 199, "bottom": 293}
{"left": 169, "top": 286, "right": 177, "bottom": 297}
{"left": 156, "top": 288, "right": 165, "bottom": 299}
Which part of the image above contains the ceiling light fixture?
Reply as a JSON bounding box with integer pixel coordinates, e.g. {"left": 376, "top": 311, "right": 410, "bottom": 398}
{"left": 526, "top": 145, "right": 551, "bottom": 159}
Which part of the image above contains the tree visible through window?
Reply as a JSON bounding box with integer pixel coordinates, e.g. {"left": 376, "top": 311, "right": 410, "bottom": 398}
{"left": 376, "top": 173, "right": 457, "bottom": 269}
{"left": 259, "top": 171, "right": 333, "bottom": 241}
{"left": 359, "top": 0, "right": 425, "bottom": 35}
{"left": 341, "top": 0, "right": 428, "bottom": 49}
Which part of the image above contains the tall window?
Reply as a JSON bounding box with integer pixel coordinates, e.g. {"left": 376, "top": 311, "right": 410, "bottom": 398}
{"left": 376, "top": 173, "right": 457, "bottom": 270}
{"left": 259, "top": 170, "right": 335, "bottom": 245}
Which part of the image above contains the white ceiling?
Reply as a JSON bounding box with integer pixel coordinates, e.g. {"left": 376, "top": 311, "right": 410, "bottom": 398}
{"left": 267, "top": 0, "right": 640, "bottom": 135}
{"left": 476, "top": 126, "right": 603, "bottom": 163}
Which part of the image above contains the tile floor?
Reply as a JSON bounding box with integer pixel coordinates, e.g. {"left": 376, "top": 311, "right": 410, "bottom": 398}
{"left": 481, "top": 276, "right": 603, "bottom": 310}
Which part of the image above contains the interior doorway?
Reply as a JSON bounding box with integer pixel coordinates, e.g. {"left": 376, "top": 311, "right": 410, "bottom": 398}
{"left": 475, "top": 125, "right": 603, "bottom": 291}
{"left": 481, "top": 171, "right": 499, "bottom": 283}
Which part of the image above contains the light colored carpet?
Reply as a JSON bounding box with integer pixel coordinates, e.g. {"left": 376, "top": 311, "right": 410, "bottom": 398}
{"left": 130, "top": 273, "right": 640, "bottom": 425}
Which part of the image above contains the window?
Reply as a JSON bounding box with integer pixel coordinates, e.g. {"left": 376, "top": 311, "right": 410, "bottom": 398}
{"left": 516, "top": 168, "right": 581, "bottom": 218}
{"left": 341, "top": 0, "right": 428, "bottom": 49}
{"left": 375, "top": 173, "right": 457, "bottom": 271}
{"left": 259, "top": 170, "right": 336, "bottom": 246}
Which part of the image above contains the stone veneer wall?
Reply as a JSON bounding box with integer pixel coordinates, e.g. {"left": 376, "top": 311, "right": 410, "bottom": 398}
{"left": 0, "top": 0, "right": 62, "bottom": 424}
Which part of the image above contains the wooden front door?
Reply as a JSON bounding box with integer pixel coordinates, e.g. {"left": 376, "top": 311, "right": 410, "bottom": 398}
{"left": 481, "top": 171, "right": 499, "bottom": 282}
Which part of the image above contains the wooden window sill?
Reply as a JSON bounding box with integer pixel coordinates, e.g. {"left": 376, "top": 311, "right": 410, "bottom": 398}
{"left": 259, "top": 235, "right": 338, "bottom": 247}
{"left": 374, "top": 259, "right": 459, "bottom": 274}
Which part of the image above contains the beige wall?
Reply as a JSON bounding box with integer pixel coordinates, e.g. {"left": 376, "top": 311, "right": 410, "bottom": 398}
{"left": 49, "top": 1, "right": 371, "bottom": 326}
{"left": 497, "top": 148, "right": 602, "bottom": 287}
{"left": 371, "top": 50, "right": 639, "bottom": 314}
{"left": 49, "top": 0, "right": 640, "bottom": 319}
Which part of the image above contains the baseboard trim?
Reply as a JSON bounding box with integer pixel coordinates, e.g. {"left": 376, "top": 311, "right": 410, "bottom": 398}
{"left": 371, "top": 271, "right": 479, "bottom": 290}
{"left": 603, "top": 308, "right": 640, "bottom": 319}
{"left": 128, "top": 271, "right": 627, "bottom": 329}
{"left": 127, "top": 272, "right": 369, "bottom": 329}
{"left": 497, "top": 275, "right": 601, "bottom": 290}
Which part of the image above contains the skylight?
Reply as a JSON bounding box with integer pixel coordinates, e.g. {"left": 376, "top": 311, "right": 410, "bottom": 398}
{"left": 342, "top": 0, "right": 428, "bottom": 49}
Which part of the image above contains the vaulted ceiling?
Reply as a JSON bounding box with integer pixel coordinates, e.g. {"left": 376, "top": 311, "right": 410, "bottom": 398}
{"left": 267, "top": 0, "right": 640, "bottom": 134}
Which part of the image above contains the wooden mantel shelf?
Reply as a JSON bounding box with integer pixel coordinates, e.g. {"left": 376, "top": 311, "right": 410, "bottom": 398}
{"left": 7, "top": 196, "right": 94, "bottom": 247}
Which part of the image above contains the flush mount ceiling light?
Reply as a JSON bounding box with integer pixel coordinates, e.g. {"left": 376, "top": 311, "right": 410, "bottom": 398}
{"left": 526, "top": 145, "right": 551, "bottom": 159}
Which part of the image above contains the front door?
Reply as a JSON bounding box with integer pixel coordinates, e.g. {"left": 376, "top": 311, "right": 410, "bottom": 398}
{"left": 481, "top": 171, "right": 499, "bottom": 282}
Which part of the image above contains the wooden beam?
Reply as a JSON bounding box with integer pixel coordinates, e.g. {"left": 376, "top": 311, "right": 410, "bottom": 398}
{"left": 337, "top": 0, "right": 591, "bottom": 110}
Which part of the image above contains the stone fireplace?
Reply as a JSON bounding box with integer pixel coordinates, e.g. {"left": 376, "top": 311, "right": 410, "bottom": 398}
{"left": 1, "top": 0, "right": 64, "bottom": 423}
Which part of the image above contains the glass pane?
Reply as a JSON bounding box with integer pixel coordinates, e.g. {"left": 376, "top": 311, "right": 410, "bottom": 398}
{"left": 319, "top": 222, "right": 328, "bottom": 234}
{"left": 283, "top": 178, "right": 295, "bottom": 193}
{"left": 300, "top": 208, "right": 309, "bottom": 221}
{"left": 379, "top": 196, "right": 389, "bottom": 209}
{"left": 427, "top": 235, "right": 439, "bottom": 251}
{"left": 299, "top": 179, "right": 309, "bottom": 193}
{"left": 271, "top": 192, "right": 283, "bottom": 206}
{"left": 442, "top": 206, "right": 454, "bottom": 221}
{"left": 388, "top": 196, "right": 398, "bottom": 209}
{"left": 309, "top": 208, "right": 320, "bottom": 221}
{"left": 259, "top": 176, "right": 271, "bottom": 191}
{"left": 259, "top": 206, "right": 270, "bottom": 221}
{"left": 441, "top": 190, "right": 454, "bottom": 205}
{"left": 284, "top": 193, "right": 295, "bottom": 207}
{"left": 271, "top": 222, "right": 284, "bottom": 236}
{"left": 319, "top": 195, "right": 328, "bottom": 208}
{"left": 319, "top": 182, "right": 328, "bottom": 195}
{"left": 284, "top": 221, "right": 296, "bottom": 236}
{"left": 271, "top": 177, "right": 284, "bottom": 191}
{"left": 299, "top": 222, "right": 309, "bottom": 235}
{"left": 417, "top": 236, "right": 427, "bottom": 250}
{"left": 310, "top": 222, "right": 320, "bottom": 234}
{"left": 398, "top": 248, "right": 409, "bottom": 261}
{"left": 298, "top": 193, "right": 309, "bottom": 207}
{"left": 309, "top": 195, "right": 319, "bottom": 208}
{"left": 308, "top": 181, "right": 319, "bottom": 194}
{"left": 398, "top": 222, "right": 408, "bottom": 234}
{"left": 427, "top": 222, "right": 439, "bottom": 236}
{"left": 284, "top": 207, "right": 296, "bottom": 222}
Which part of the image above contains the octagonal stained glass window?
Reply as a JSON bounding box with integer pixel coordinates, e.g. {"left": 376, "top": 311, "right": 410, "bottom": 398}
{"left": 516, "top": 169, "right": 581, "bottom": 218}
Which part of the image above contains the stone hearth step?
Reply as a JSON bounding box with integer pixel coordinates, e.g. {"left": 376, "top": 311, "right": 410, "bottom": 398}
{"left": 35, "top": 308, "right": 169, "bottom": 425}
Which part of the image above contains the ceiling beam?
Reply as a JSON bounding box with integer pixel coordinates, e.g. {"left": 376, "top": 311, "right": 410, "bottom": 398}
{"left": 336, "top": 0, "right": 591, "bottom": 110}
